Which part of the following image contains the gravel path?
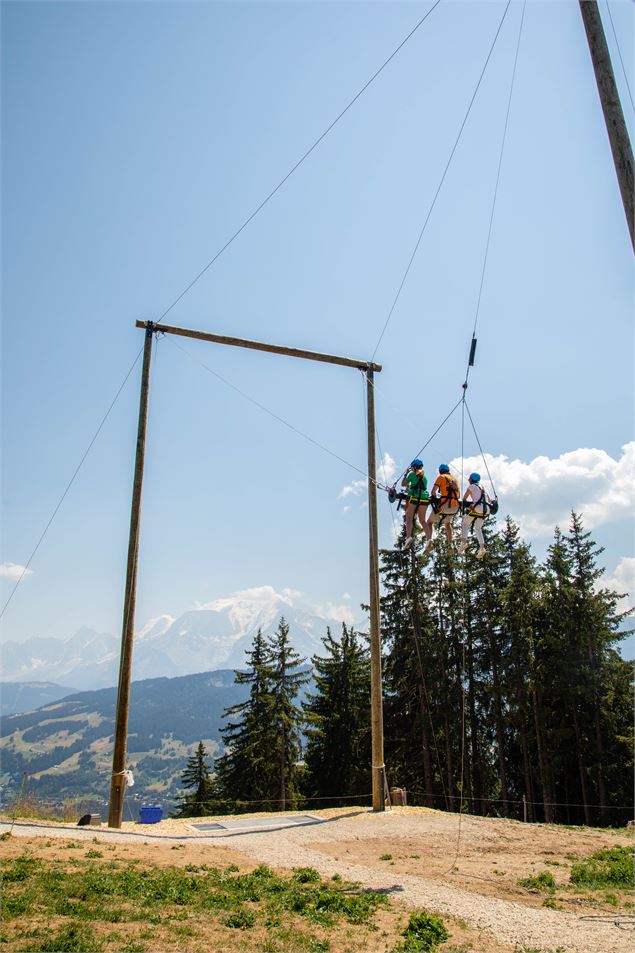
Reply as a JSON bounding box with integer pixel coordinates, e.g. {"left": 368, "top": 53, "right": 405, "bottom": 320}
{"left": 2, "top": 814, "right": 632, "bottom": 953}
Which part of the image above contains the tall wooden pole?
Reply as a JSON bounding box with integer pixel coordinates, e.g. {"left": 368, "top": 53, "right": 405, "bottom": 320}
{"left": 366, "top": 368, "right": 385, "bottom": 812}
{"left": 108, "top": 322, "right": 155, "bottom": 828}
{"left": 579, "top": 0, "right": 634, "bottom": 252}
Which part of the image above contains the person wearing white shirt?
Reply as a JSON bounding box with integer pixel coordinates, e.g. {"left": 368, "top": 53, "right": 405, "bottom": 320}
{"left": 458, "top": 472, "right": 488, "bottom": 558}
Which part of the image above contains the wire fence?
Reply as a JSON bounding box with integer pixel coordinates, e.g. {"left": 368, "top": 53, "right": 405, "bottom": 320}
{"left": 2, "top": 779, "right": 632, "bottom": 825}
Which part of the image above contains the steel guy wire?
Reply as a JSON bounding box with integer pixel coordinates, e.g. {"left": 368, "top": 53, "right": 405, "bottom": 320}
{"left": 605, "top": 0, "right": 635, "bottom": 115}
{"left": 169, "top": 336, "right": 385, "bottom": 488}
{"left": 465, "top": 0, "right": 526, "bottom": 390}
{"left": 0, "top": 347, "right": 145, "bottom": 620}
{"left": 464, "top": 400, "right": 497, "bottom": 498}
{"left": 154, "top": 1, "right": 443, "bottom": 328}
{"left": 370, "top": 0, "right": 513, "bottom": 362}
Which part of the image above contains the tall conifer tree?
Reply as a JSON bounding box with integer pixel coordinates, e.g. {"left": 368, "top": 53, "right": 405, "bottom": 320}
{"left": 267, "top": 618, "right": 309, "bottom": 810}
{"left": 212, "top": 628, "right": 276, "bottom": 812}
{"left": 303, "top": 624, "right": 371, "bottom": 805}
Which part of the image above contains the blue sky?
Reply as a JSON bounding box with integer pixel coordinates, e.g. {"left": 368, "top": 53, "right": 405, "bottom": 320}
{"left": 2, "top": 0, "right": 633, "bottom": 649}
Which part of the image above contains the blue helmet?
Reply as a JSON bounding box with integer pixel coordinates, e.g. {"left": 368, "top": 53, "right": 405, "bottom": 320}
{"left": 439, "top": 464, "right": 450, "bottom": 474}
{"left": 410, "top": 458, "right": 423, "bottom": 468}
{"left": 469, "top": 472, "right": 481, "bottom": 483}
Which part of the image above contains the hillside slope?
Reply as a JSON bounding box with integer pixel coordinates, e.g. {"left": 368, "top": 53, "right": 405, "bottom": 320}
{"left": 0, "top": 670, "right": 247, "bottom": 804}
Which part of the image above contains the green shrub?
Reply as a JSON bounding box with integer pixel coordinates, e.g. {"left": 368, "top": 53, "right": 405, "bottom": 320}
{"left": 517, "top": 871, "right": 556, "bottom": 894}
{"left": 570, "top": 846, "right": 633, "bottom": 889}
{"left": 392, "top": 911, "right": 449, "bottom": 952}
{"left": 293, "top": 867, "right": 321, "bottom": 883}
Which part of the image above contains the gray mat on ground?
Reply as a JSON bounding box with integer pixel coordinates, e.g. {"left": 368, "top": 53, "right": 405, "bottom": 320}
{"left": 190, "top": 814, "right": 320, "bottom": 832}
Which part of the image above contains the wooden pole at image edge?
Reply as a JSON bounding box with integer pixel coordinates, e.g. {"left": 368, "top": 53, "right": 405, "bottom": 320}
{"left": 579, "top": 0, "right": 634, "bottom": 253}
{"left": 108, "top": 323, "right": 154, "bottom": 828}
{"left": 366, "top": 368, "right": 385, "bottom": 812}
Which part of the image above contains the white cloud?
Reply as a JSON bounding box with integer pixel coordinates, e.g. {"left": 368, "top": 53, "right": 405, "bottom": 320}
{"left": 449, "top": 442, "right": 634, "bottom": 538}
{"left": 0, "top": 563, "right": 33, "bottom": 581}
{"left": 602, "top": 556, "right": 635, "bottom": 611}
{"left": 339, "top": 452, "right": 397, "bottom": 503}
{"left": 377, "top": 452, "right": 397, "bottom": 486}
{"left": 309, "top": 601, "right": 355, "bottom": 626}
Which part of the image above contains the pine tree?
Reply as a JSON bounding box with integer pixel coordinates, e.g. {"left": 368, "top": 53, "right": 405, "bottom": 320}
{"left": 172, "top": 741, "right": 213, "bottom": 817}
{"left": 381, "top": 540, "right": 446, "bottom": 809}
{"left": 212, "top": 628, "right": 276, "bottom": 812}
{"left": 564, "top": 512, "right": 629, "bottom": 822}
{"left": 303, "top": 624, "right": 371, "bottom": 806}
{"left": 267, "top": 618, "right": 309, "bottom": 811}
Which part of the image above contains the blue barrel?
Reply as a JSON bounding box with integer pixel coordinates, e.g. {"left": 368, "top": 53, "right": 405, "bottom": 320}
{"left": 139, "top": 806, "right": 163, "bottom": 824}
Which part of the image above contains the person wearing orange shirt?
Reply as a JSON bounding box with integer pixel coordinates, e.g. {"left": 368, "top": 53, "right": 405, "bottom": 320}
{"left": 426, "top": 464, "right": 460, "bottom": 547}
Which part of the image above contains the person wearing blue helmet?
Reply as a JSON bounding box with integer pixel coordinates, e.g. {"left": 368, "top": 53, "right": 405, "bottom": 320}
{"left": 400, "top": 459, "right": 432, "bottom": 550}
{"left": 458, "top": 472, "right": 489, "bottom": 558}
{"left": 427, "top": 464, "right": 460, "bottom": 547}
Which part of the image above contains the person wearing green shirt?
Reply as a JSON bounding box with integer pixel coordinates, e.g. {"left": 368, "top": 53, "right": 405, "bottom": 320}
{"left": 401, "top": 458, "right": 432, "bottom": 550}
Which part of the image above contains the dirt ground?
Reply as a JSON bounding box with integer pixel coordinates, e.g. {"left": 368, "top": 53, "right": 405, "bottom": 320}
{"left": 308, "top": 809, "right": 635, "bottom": 915}
{"left": 1, "top": 807, "right": 633, "bottom": 953}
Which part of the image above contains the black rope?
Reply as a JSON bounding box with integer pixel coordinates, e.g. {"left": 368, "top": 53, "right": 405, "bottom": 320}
{"left": 371, "top": 0, "right": 513, "bottom": 361}
{"left": 154, "top": 1, "right": 443, "bottom": 328}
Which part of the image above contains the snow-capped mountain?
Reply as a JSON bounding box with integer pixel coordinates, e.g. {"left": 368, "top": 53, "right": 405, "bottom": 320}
{"left": 1, "top": 586, "right": 361, "bottom": 690}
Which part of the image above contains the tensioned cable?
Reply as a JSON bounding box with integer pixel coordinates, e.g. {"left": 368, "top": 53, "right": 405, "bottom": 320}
{"left": 0, "top": 6, "right": 444, "bottom": 618}
{"left": 370, "top": 0, "right": 513, "bottom": 362}
{"left": 388, "top": 395, "right": 464, "bottom": 488}
{"left": 170, "top": 337, "right": 381, "bottom": 485}
{"left": 154, "top": 1, "right": 443, "bottom": 327}
{"left": 0, "top": 347, "right": 145, "bottom": 620}
{"left": 464, "top": 0, "right": 526, "bottom": 390}
{"left": 464, "top": 400, "right": 497, "bottom": 498}
{"left": 605, "top": 0, "right": 635, "bottom": 114}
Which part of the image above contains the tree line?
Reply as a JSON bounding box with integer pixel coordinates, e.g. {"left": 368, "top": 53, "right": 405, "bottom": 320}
{"left": 174, "top": 514, "right": 633, "bottom": 827}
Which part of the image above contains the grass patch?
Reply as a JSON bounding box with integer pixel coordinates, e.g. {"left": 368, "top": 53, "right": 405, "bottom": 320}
{"left": 223, "top": 909, "right": 256, "bottom": 928}
{"left": 33, "top": 922, "right": 103, "bottom": 952}
{"left": 517, "top": 871, "right": 557, "bottom": 894}
{"left": 0, "top": 849, "right": 391, "bottom": 949}
{"left": 569, "top": 845, "right": 633, "bottom": 888}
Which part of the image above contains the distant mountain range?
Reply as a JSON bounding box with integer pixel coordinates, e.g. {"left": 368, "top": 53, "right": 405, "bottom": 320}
{"left": 0, "top": 669, "right": 248, "bottom": 808}
{"left": 1, "top": 682, "right": 77, "bottom": 717}
{"left": 1, "top": 586, "right": 360, "bottom": 690}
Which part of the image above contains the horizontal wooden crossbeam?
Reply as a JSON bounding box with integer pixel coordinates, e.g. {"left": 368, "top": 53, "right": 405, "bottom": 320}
{"left": 136, "top": 320, "right": 382, "bottom": 373}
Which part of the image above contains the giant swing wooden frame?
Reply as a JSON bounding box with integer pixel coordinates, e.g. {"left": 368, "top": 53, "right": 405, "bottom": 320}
{"left": 108, "top": 320, "right": 385, "bottom": 827}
